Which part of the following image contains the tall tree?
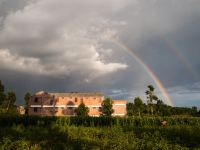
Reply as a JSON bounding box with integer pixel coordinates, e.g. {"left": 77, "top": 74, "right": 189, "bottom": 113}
{"left": 134, "top": 97, "right": 144, "bottom": 117}
{"left": 0, "top": 80, "right": 5, "bottom": 105}
{"left": 155, "top": 100, "right": 169, "bottom": 116}
{"left": 156, "top": 100, "right": 164, "bottom": 115}
{"left": 126, "top": 102, "right": 135, "bottom": 116}
{"left": 0, "top": 80, "right": 4, "bottom": 93}
{"left": 24, "top": 92, "right": 31, "bottom": 114}
{"left": 145, "top": 85, "right": 158, "bottom": 115}
{"left": 76, "top": 102, "right": 89, "bottom": 117}
{"left": 6, "top": 91, "right": 16, "bottom": 112}
{"left": 101, "top": 98, "right": 114, "bottom": 117}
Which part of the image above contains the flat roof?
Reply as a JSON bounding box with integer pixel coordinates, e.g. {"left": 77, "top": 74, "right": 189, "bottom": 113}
{"left": 49, "top": 92, "right": 104, "bottom": 97}
{"left": 113, "top": 100, "right": 127, "bottom": 103}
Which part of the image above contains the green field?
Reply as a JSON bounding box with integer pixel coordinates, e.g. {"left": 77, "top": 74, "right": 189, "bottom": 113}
{"left": 0, "top": 116, "right": 200, "bottom": 150}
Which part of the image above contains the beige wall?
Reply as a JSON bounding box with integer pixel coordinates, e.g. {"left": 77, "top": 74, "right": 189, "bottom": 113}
{"left": 28, "top": 92, "right": 127, "bottom": 117}
{"left": 112, "top": 100, "right": 127, "bottom": 116}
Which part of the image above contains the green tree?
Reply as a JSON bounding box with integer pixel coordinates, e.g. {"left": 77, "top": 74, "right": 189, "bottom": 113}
{"left": 192, "top": 106, "right": 198, "bottom": 115}
{"left": 0, "top": 80, "right": 6, "bottom": 105}
{"left": 6, "top": 91, "right": 16, "bottom": 112}
{"left": 24, "top": 92, "right": 31, "bottom": 114}
{"left": 134, "top": 97, "right": 144, "bottom": 117}
{"left": 101, "top": 98, "right": 114, "bottom": 117}
{"left": 76, "top": 102, "right": 89, "bottom": 117}
{"left": 154, "top": 100, "right": 172, "bottom": 116}
{"left": 156, "top": 100, "right": 164, "bottom": 115}
{"left": 0, "top": 80, "right": 4, "bottom": 92}
{"left": 145, "top": 85, "right": 158, "bottom": 115}
{"left": 126, "top": 103, "right": 135, "bottom": 116}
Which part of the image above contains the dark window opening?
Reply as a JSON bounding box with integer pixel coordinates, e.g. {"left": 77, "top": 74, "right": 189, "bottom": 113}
{"left": 34, "top": 98, "right": 38, "bottom": 103}
{"left": 75, "top": 98, "right": 78, "bottom": 102}
{"left": 34, "top": 107, "right": 38, "bottom": 112}
{"left": 99, "top": 107, "right": 102, "bottom": 112}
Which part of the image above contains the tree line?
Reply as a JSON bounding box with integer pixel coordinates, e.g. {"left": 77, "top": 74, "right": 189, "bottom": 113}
{"left": 0, "top": 80, "right": 199, "bottom": 117}
{"left": 127, "top": 85, "right": 199, "bottom": 117}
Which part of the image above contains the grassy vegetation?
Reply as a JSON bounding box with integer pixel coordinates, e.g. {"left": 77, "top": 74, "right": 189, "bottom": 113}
{"left": 0, "top": 116, "right": 200, "bottom": 150}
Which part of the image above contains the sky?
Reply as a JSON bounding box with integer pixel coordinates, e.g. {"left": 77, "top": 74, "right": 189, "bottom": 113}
{"left": 0, "top": 0, "right": 200, "bottom": 107}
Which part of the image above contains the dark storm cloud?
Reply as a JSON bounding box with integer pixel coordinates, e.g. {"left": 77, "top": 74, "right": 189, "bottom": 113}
{"left": 114, "top": 0, "right": 200, "bottom": 87}
{"left": 0, "top": 0, "right": 200, "bottom": 106}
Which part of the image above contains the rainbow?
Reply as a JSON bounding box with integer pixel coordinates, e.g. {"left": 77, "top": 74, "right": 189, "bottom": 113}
{"left": 112, "top": 39, "right": 174, "bottom": 106}
{"left": 164, "top": 39, "right": 199, "bottom": 81}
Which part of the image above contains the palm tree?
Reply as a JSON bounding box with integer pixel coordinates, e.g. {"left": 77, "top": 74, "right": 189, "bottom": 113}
{"left": 145, "top": 85, "right": 158, "bottom": 115}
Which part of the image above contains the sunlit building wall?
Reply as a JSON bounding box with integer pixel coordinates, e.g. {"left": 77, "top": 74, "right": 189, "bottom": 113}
{"left": 28, "top": 91, "right": 127, "bottom": 117}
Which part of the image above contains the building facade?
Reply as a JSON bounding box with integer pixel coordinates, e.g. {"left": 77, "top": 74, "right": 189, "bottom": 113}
{"left": 28, "top": 91, "right": 127, "bottom": 117}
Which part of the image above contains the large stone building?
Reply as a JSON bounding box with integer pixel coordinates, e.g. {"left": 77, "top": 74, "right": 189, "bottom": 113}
{"left": 28, "top": 91, "right": 127, "bottom": 117}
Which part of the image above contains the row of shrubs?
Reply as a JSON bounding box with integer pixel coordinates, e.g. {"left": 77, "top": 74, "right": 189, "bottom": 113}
{"left": 2, "top": 124, "right": 199, "bottom": 149}
{"left": 0, "top": 115, "right": 200, "bottom": 127}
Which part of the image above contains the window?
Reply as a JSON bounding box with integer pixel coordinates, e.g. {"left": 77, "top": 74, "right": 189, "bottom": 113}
{"left": 99, "top": 107, "right": 102, "bottom": 112}
{"left": 75, "top": 98, "right": 78, "bottom": 102}
{"left": 34, "top": 98, "right": 38, "bottom": 103}
{"left": 34, "top": 107, "right": 38, "bottom": 112}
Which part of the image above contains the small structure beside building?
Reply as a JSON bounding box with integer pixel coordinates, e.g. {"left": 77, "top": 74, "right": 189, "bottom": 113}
{"left": 28, "top": 91, "right": 127, "bottom": 117}
{"left": 17, "top": 106, "right": 26, "bottom": 115}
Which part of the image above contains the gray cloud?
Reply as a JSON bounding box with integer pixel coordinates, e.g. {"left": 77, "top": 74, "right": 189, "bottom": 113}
{"left": 0, "top": 0, "right": 200, "bottom": 106}
{"left": 0, "top": 0, "right": 129, "bottom": 79}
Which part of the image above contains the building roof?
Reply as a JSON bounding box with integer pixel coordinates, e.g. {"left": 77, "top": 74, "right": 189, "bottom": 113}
{"left": 113, "top": 100, "right": 127, "bottom": 104}
{"left": 49, "top": 92, "right": 104, "bottom": 97}
{"left": 35, "top": 91, "right": 47, "bottom": 95}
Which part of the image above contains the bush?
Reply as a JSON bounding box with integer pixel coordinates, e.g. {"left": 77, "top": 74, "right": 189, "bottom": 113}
{"left": 0, "top": 115, "right": 200, "bottom": 149}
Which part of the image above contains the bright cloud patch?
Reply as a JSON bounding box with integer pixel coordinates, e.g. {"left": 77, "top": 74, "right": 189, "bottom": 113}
{"left": 0, "top": 0, "right": 128, "bottom": 79}
{"left": 0, "top": 47, "right": 127, "bottom": 77}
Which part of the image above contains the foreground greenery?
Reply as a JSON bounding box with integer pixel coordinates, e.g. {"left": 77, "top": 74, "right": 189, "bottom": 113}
{"left": 0, "top": 116, "right": 200, "bottom": 150}
{"left": 1, "top": 80, "right": 200, "bottom": 149}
